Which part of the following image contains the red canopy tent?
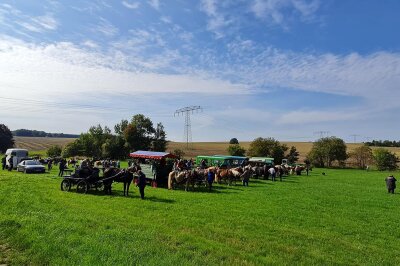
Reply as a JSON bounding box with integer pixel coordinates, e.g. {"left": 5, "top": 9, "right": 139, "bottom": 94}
{"left": 129, "top": 150, "right": 176, "bottom": 160}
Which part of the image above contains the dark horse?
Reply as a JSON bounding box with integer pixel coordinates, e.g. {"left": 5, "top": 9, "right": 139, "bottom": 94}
{"left": 102, "top": 166, "right": 137, "bottom": 196}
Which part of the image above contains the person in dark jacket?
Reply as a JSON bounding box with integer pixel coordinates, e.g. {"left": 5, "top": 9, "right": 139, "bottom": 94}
{"left": 241, "top": 168, "right": 251, "bottom": 186}
{"left": 1, "top": 156, "right": 6, "bottom": 170}
{"left": 137, "top": 170, "right": 147, "bottom": 199}
{"left": 8, "top": 156, "right": 13, "bottom": 171}
{"left": 207, "top": 169, "right": 215, "bottom": 191}
{"left": 58, "top": 159, "right": 66, "bottom": 177}
{"left": 385, "top": 175, "right": 397, "bottom": 194}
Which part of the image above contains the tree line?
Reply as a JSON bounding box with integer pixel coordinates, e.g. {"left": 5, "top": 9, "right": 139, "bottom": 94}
{"left": 227, "top": 136, "right": 399, "bottom": 171}
{"left": 13, "top": 129, "right": 79, "bottom": 138}
{"left": 62, "top": 114, "right": 167, "bottom": 159}
{"left": 365, "top": 140, "right": 400, "bottom": 148}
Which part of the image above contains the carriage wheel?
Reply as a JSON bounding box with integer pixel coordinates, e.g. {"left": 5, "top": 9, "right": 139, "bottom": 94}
{"left": 61, "top": 179, "right": 71, "bottom": 191}
{"left": 76, "top": 180, "right": 88, "bottom": 194}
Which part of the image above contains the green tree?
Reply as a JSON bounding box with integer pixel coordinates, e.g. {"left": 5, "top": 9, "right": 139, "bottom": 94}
{"left": 123, "top": 114, "right": 155, "bottom": 151}
{"left": 247, "top": 137, "right": 288, "bottom": 164}
{"left": 102, "top": 135, "right": 127, "bottom": 159}
{"left": 172, "top": 149, "right": 185, "bottom": 159}
{"left": 0, "top": 124, "right": 14, "bottom": 153}
{"left": 286, "top": 146, "right": 299, "bottom": 164}
{"left": 227, "top": 144, "right": 246, "bottom": 156}
{"left": 349, "top": 145, "right": 373, "bottom": 169}
{"left": 62, "top": 140, "right": 84, "bottom": 158}
{"left": 47, "top": 145, "right": 62, "bottom": 157}
{"left": 229, "top": 138, "right": 239, "bottom": 144}
{"left": 307, "top": 137, "right": 347, "bottom": 167}
{"left": 373, "top": 148, "right": 398, "bottom": 171}
{"left": 152, "top": 122, "right": 167, "bottom": 151}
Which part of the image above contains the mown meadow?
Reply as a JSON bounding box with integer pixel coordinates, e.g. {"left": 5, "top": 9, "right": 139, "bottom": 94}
{"left": 1, "top": 166, "right": 400, "bottom": 265}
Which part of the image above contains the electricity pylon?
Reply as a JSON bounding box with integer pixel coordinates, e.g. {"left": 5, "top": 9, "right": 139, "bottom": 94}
{"left": 174, "top": 106, "right": 202, "bottom": 149}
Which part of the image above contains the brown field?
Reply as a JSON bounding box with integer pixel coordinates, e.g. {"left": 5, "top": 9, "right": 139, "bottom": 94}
{"left": 14, "top": 136, "right": 76, "bottom": 151}
{"left": 13, "top": 137, "right": 400, "bottom": 161}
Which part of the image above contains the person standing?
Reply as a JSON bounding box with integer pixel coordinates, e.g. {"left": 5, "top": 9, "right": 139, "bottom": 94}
{"left": 58, "top": 159, "right": 65, "bottom": 177}
{"left": 385, "top": 175, "right": 397, "bottom": 194}
{"left": 207, "top": 169, "right": 215, "bottom": 191}
{"left": 241, "top": 167, "right": 251, "bottom": 186}
{"left": 1, "top": 156, "right": 6, "bottom": 170}
{"left": 8, "top": 156, "right": 13, "bottom": 171}
{"left": 47, "top": 159, "right": 53, "bottom": 171}
{"left": 137, "top": 170, "right": 147, "bottom": 199}
{"left": 268, "top": 166, "right": 276, "bottom": 181}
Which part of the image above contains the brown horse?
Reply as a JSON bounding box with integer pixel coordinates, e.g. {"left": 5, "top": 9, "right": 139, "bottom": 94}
{"left": 102, "top": 166, "right": 137, "bottom": 196}
{"left": 168, "top": 170, "right": 194, "bottom": 191}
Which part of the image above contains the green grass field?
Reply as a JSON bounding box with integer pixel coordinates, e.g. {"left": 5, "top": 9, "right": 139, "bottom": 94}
{"left": 1, "top": 166, "right": 400, "bottom": 265}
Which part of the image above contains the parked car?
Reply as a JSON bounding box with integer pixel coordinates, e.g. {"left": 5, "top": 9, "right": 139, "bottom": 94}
{"left": 17, "top": 160, "right": 46, "bottom": 174}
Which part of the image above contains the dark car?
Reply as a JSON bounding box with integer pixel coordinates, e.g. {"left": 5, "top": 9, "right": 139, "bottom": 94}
{"left": 17, "top": 160, "right": 46, "bottom": 174}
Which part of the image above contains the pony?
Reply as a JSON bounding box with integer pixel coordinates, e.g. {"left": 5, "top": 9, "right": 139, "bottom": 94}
{"left": 168, "top": 170, "right": 194, "bottom": 191}
{"left": 102, "top": 166, "right": 137, "bottom": 196}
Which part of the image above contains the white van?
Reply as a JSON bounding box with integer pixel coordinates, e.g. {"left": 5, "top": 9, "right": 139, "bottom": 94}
{"left": 5, "top": 149, "right": 29, "bottom": 169}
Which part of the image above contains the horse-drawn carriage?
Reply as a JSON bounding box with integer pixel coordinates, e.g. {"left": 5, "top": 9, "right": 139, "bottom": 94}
{"left": 60, "top": 167, "right": 104, "bottom": 193}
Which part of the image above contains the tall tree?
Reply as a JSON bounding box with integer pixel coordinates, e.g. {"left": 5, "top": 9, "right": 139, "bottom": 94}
{"left": 0, "top": 124, "right": 14, "bottom": 153}
{"left": 152, "top": 122, "right": 167, "bottom": 151}
{"left": 286, "top": 146, "right": 299, "bottom": 164}
{"left": 247, "top": 137, "right": 288, "bottom": 164}
{"left": 349, "top": 145, "right": 373, "bottom": 169}
{"left": 307, "top": 137, "right": 347, "bottom": 167}
{"left": 124, "top": 114, "right": 155, "bottom": 151}
{"left": 229, "top": 138, "right": 239, "bottom": 144}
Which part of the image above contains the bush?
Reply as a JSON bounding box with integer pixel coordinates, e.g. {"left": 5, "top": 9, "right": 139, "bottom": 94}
{"left": 227, "top": 144, "right": 246, "bottom": 156}
{"left": 47, "top": 145, "right": 62, "bottom": 157}
{"left": 172, "top": 149, "right": 185, "bottom": 159}
{"left": 373, "top": 148, "right": 398, "bottom": 171}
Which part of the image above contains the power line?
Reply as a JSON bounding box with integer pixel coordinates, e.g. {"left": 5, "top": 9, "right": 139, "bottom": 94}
{"left": 174, "top": 106, "right": 202, "bottom": 149}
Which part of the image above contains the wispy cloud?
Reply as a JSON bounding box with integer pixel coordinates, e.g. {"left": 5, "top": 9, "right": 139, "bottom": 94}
{"left": 0, "top": 36, "right": 249, "bottom": 103}
{"left": 148, "top": 0, "right": 160, "bottom": 10}
{"left": 200, "top": 0, "right": 232, "bottom": 38}
{"left": 250, "top": 0, "right": 320, "bottom": 28}
{"left": 0, "top": 4, "right": 58, "bottom": 33}
{"left": 94, "top": 18, "right": 119, "bottom": 37}
{"left": 122, "top": 1, "right": 140, "bottom": 9}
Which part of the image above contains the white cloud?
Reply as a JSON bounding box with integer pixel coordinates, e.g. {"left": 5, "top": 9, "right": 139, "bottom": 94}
{"left": 94, "top": 18, "right": 119, "bottom": 37}
{"left": 122, "top": 1, "right": 140, "bottom": 9}
{"left": 200, "top": 0, "right": 232, "bottom": 38}
{"left": 250, "top": 0, "right": 320, "bottom": 28}
{"left": 148, "top": 0, "right": 160, "bottom": 10}
{"left": 0, "top": 36, "right": 249, "bottom": 103}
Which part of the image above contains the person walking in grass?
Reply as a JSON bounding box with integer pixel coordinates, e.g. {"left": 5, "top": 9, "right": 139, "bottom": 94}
{"left": 58, "top": 159, "right": 66, "bottom": 177}
{"left": 385, "top": 175, "right": 397, "bottom": 194}
{"left": 241, "top": 167, "right": 251, "bottom": 186}
{"left": 137, "top": 170, "right": 147, "bottom": 199}
{"left": 1, "top": 156, "right": 6, "bottom": 170}
{"left": 268, "top": 166, "right": 276, "bottom": 181}
{"left": 207, "top": 168, "right": 215, "bottom": 191}
{"left": 8, "top": 156, "right": 13, "bottom": 171}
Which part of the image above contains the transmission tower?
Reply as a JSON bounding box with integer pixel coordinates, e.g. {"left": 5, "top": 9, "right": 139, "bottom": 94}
{"left": 174, "top": 106, "right": 202, "bottom": 149}
{"left": 314, "top": 131, "right": 330, "bottom": 139}
{"left": 350, "top": 134, "right": 361, "bottom": 143}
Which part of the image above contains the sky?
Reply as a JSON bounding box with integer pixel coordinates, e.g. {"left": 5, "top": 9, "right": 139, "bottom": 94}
{"left": 0, "top": 0, "right": 400, "bottom": 142}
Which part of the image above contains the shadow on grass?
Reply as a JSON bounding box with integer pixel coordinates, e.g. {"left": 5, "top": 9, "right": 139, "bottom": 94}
{"left": 144, "top": 196, "right": 175, "bottom": 203}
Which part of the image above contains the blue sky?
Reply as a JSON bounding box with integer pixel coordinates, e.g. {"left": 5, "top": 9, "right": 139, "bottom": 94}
{"left": 0, "top": 0, "right": 400, "bottom": 142}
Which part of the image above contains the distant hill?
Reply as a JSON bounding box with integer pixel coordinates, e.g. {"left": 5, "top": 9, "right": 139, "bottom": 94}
{"left": 13, "top": 129, "right": 79, "bottom": 138}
